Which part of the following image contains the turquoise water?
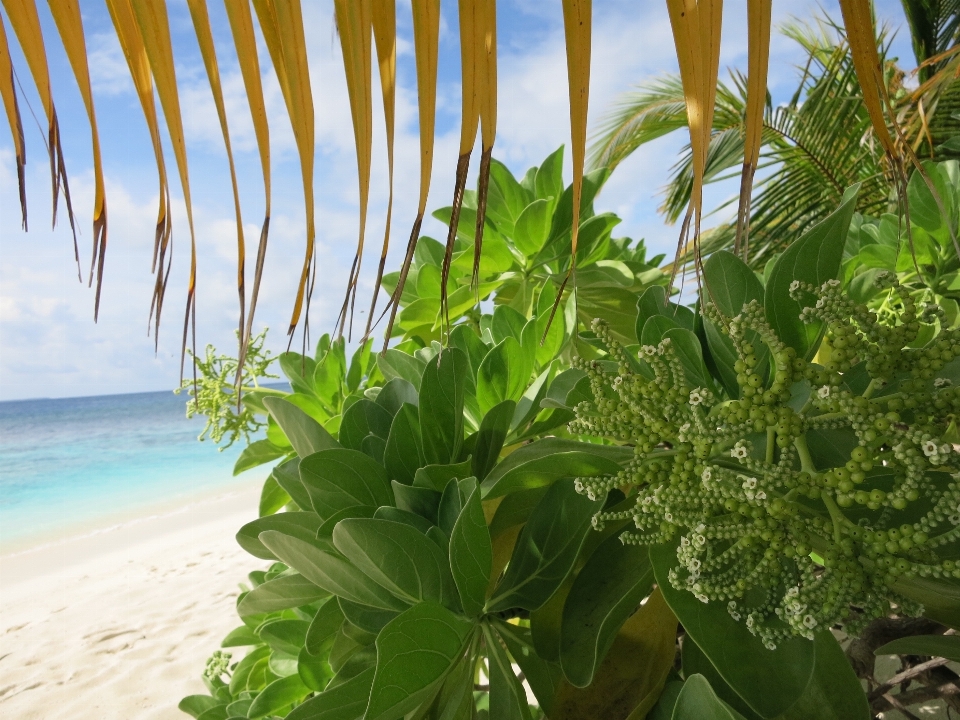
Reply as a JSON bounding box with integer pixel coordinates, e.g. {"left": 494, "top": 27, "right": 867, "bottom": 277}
{"left": 0, "top": 389, "right": 272, "bottom": 547}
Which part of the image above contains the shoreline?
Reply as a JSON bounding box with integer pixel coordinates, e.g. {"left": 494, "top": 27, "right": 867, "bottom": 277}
{"left": 0, "top": 478, "right": 268, "bottom": 719}
{"left": 0, "top": 475, "right": 265, "bottom": 580}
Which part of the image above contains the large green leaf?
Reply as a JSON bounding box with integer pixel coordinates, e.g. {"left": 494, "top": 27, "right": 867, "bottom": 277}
{"left": 649, "top": 543, "right": 814, "bottom": 718}
{"left": 480, "top": 438, "right": 632, "bottom": 499}
{"left": 489, "top": 158, "right": 531, "bottom": 235}
{"left": 473, "top": 400, "right": 515, "bottom": 481}
{"left": 908, "top": 161, "right": 958, "bottom": 246}
{"left": 299, "top": 449, "right": 393, "bottom": 521}
{"left": 514, "top": 199, "right": 553, "bottom": 257}
{"left": 551, "top": 587, "right": 677, "bottom": 720}
{"left": 272, "top": 458, "right": 312, "bottom": 511}
{"left": 383, "top": 403, "right": 423, "bottom": 485}
{"left": 306, "top": 598, "right": 345, "bottom": 656}
{"left": 280, "top": 352, "right": 317, "bottom": 395}
{"left": 496, "top": 621, "right": 564, "bottom": 715}
{"left": 332, "top": 518, "right": 457, "bottom": 608}
{"left": 664, "top": 327, "right": 715, "bottom": 392}
{"left": 364, "top": 602, "right": 476, "bottom": 720}
{"left": 377, "top": 348, "right": 427, "bottom": 387}
{"left": 247, "top": 673, "right": 310, "bottom": 719}
{"left": 703, "top": 319, "right": 740, "bottom": 399}
{"left": 487, "top": 478, "right": 604, "bottom": 612}
{"left": 285, "top": 667, "right": 374, "bottom": 720}
{"left": 764, "top": 185, "right": 859, "bottom": 359}
{"left": 548, "top": 167, "right": 609, "bottom": 244}
{"left": 374, "top": 378, "right": 419, "bottom": 415}
{"left": 339, "top": 598, "right": 400, "bottom": 635}
{"left": 484, "top": 625, "right": 532, "bottom": 720}
{"left": 392, "top": 480, "right": 441, "bottom": 524}
{"left": 560, "top": 535, "right": 654, "bottom": 687}
{"left": 672, "top": 675, "right": 748, "bottom": 720}
{"left": 640, "top": 315, "right": 680, "bottom": 346}
{"left": 681, "top": 635, "right": 762, "bottom": 720}
{"left": 259, "top": 474, "right": 291, "bottom": 516}
{"left": 258, "top": 530, "right": 406, "bottom": 611}
{"left": 477, "top": 338, "right": 531, "bottom": 415}
{"left": 779, "top": 631, "right": 870, "bottom": 720}
{"left": 339, "top": 399, "right": 393, "bottom": 451}
{"left": 238, "top": 574, "right": 328, "bottom": 617}
{"left": 893, "top": 576, "right": 960, "bottom": 629}
{"left": 703, "top": 251, "right": 764, "bottom": 318}
{"left": 259, "top": 618, "right": 310, "bottom": 656}
{"left": 236, "top": 512, "right": 324, "bottom": 560}
{"left": 875, "top": 634, "right": 960, "bottom": 662}
{"left": 263, "top": 397, "right": 340, "bottom": 458}
{"left": 419, "top": 348, "right": 468, "bottom": 465}
{"left": 234, "top": 439, "right": 289, "bottom": 475}
{"left": 449, "top": 486, "right": 492, "bottom": 617}
{"left": 179, "top": 696, "right": 221, "bottom": 719}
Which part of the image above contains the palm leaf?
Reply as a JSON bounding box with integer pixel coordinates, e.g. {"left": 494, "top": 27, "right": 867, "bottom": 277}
{"left": 333, "top": 0, "right": 373, "bottom": 341}
{"left": 2, "top": 0, "right": 79, "bottom": 275}
{"left": 381, "top": 0, "right": 440, "bottom": 349}
{"left": 365, "top": 0, "right": 398, "bottom": 339}
{"left": 0, "top": 14, "right": 26, "bottom": 229}
{"left": 223, "top": 0, "right": 272, "bottom": 360}
{"left": 0, "top": 0, "right": 929, "bottom": 360}
{"left": 185, "top": 0, "right": 246, "bottom": 357}
{"left": 129, "top": 0, "right": 199, "bottom": 377}
{"left": 103, "top": 0, "right": 172, "bottom": 345}
{"left": 252, "top": 0, "right": 316, "bottom": 346}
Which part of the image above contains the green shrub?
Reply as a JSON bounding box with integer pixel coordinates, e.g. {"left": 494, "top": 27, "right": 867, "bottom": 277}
{"left": 181, "top": 164, "right": 960, "bottom": 719}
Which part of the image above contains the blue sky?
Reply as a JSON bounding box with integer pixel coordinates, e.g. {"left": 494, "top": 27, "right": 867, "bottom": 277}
{"left": 0, "top": 0, "right": 915, "bottom": 400}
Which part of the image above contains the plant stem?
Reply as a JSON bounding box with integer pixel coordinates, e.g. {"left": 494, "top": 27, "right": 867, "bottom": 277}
{"left": 821, "top": 490, "right": 846, "bottom": 546}
{"left": 794, "top": 435, "right": 817, "bottom": 474}
{"left": 766, "top": 426, "right": 776, "bottom": 464}
{"left": 863, "top": 378, "right": 880, "bottom": 399}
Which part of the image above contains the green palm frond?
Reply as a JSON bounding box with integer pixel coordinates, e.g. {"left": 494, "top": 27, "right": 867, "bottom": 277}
{"left": 592, "top": 16, "right": 902, "bottom": 269}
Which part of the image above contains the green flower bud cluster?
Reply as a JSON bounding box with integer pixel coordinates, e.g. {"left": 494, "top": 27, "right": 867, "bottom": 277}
{"left": 204, "top": 650, "right": 232, "bottom": 680}
{"left": 571, "top": 274, "right": 960, "bottom": 649}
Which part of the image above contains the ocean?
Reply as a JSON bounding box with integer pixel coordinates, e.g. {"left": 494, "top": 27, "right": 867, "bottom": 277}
{"left": 0, "top": 388, "right": 273, "bottom": 549}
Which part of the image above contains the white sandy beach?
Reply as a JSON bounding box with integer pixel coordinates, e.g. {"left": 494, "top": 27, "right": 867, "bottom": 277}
{"left": 0, "top": 479, "right": 267, "bottom": 720}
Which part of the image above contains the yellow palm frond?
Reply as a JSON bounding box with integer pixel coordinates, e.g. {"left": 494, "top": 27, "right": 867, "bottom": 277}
{"left": 252, "top": 0, "right": 315, "bottom": 347}
{"left": 185, "top": 0, "right": 247, "bottom": 358}
{"left": 735, "top": 0, "right": 772, "bottom": 260}
{"left": 103, "top": 0, "right": 172, "bottom": 344}
{"left": 0, "top": 14, "right": 26, "bottom": 230}
{"left": 332, "top": 0, "right": 373, "bottom": 341}
{"left": 128, "top": 0, "right": 199, "bottom": 376}
{"left": 365, "top": 0, "right": 398, "bottom": 339}
{"left": 0, "top": 0, "right": 923, "bottom": 358}
{"left": 223, "top": 0, "right": 272, "bottom": 360}
{"left": 46, "top": 0, "right": 107, "bottom": 317}
{"left": 2, "top": 0, "right": 79, "bottom": 275}
{"left": 382, "top": 0, "right": 440, "bottom": 348}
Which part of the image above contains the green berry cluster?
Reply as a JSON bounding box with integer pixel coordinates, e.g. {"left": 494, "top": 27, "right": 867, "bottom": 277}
{"left": 570, "top": 273, "right": 960, "bottom": 648}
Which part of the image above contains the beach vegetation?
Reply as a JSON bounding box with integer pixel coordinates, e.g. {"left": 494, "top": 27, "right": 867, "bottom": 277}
{"left": 180, "top": 163, "right": 960, "bottom": 718}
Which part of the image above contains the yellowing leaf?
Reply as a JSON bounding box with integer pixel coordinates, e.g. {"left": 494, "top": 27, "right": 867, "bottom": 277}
{"left": 734, "top": 0, "right": 771, "bottom": 260}
{"left": 129, "top": 0, "right": 199, "bottom": 375}
{"left": 252, "top": 0, "right": 315, "bottom": 344}
{"left": 46, "top": 0, "right": 108, "bottom": 316}
{"left": 332, "top": 0, "right": 373, "bottom": 341}
{"left": 0, "top": 14, "right": 26, "bottom": 229}
{"left": 185, "top": 0, "right": 246, "bottom": 355}
{"left": 103, "top": 0, "right": 172, "bottom": 344}
{"left": 364, "top": 0, "right": 397, "bottom": 339}
{"left": 552, "top": 587, "right": 678, "bottom": 720}
{"left": 223, "top": 0, "right": 272, "bottom": 356}
{"left": 2, "top": 0, "right": 79, "bottom": 274}
{"left": 382, "top": 0, "right": 440, "bottom": 349}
